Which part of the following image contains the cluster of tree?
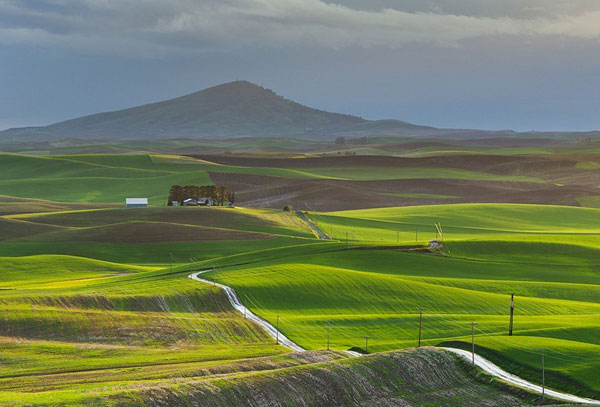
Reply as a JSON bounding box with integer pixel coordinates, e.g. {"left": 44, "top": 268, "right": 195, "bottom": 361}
{"left": 167, "top": 185, "right": 235, "bottom": 206}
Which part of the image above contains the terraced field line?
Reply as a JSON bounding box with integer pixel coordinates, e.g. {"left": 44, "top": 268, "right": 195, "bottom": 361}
{"left": 296, "top": 210, "right": 330, "bottom": 239}
{"left": 443, "top": 347, "right": 600, "bottom": 405}
{"left": 188, "top": 270, "right": 304, "bottom": 352}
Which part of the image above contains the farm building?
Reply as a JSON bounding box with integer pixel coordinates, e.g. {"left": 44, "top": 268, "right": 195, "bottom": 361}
{"left": 183, "top": 198, "right": 214, "bottom": 206}
{"left": 125, "top": 198, "right": 148, "bottom": 208}
{"left": 198, "top": 197, "right": 214, "bottom": 206}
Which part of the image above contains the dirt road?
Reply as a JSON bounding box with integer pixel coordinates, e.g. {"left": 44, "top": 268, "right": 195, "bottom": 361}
{"left": 188, "top": 271, "right": 596, "bottom": 403}
{"left": 296, "top": 210, "right": 330, "bottom": 239}
{"left": 443, "top": 347, "right": 600, "bottom": 405}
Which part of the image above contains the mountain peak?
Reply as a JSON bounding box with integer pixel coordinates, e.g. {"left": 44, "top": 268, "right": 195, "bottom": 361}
{"left": 1, "top": 81, "right": 368, "bottom": 140}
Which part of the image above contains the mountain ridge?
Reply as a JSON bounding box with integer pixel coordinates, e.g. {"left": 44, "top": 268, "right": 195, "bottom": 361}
{"left": 0, "top": 81, "right": 364, "bottom": 140}
{"left": 2, "top": 80, "right": 598, "bottom": 141}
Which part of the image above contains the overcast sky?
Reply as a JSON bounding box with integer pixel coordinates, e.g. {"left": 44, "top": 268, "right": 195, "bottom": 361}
{"left": 1, "top": 0, "right": 600, "bottom": 131}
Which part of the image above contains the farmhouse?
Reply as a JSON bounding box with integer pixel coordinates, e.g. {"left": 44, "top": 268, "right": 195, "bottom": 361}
{"left": 198, "top": 197, "right": 214, "bottom": 206}
{"left": 125, "top": 198, "right": 148, "bottom": 208}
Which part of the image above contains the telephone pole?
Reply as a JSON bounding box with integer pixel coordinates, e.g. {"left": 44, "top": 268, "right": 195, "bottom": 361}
{"left": 509, "top": 293, "right": 514, "bottom": 336}
{"left": 537, "top": 349, "right": 545, "bottom": 402}
{"left": 417, "top": 308, "right": 425, "bottom": 348}
{"left": 471, "top": 322, "right": 478, "bottom": 365}
{"left": 276, "top": 315, "right": 280, "bottom": 345}
{"left": 346, "top": 232, "right": 349, "bottom": 248}
{"left": 363, "top": 336, "right": 369, "bottom": 353}
{"left": 169, "top": 252, "right": 173, "bottom": 273}
{"left": 415, "top": 229, "right": 418, "bottom": 242}
{"left": 397, "top": 231, "right": 399, "bottom": 243}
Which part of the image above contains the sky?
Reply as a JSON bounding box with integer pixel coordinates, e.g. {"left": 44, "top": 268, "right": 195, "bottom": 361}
{"left": 1, "top": 0, "right": 600, "bottom": 132}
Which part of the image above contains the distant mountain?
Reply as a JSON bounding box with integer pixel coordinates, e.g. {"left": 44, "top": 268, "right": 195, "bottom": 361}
{"left": 0, "top": 81, "right": 377, "bottom": 140}
{"left": 2, "top": 81, "right": 596, "bottom": 141}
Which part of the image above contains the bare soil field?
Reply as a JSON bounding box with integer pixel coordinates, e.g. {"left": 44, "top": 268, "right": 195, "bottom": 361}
{"left": 0, "top": 217, "right": 65, "bottom": 240}
{"left": 0, "top": 195, "right": 116, "bottom": 216}
{"left": 210, "top": 171, "right": 597, "bottom": 211}
{"left": 191, "top": 153, "right": 575, "bottom": 174}
{"left": 34, "top": 221, "right": 272, "bottom": 243}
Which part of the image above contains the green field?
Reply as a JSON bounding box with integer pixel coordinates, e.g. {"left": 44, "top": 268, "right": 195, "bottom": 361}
{"left": 1, "top": 150, "right": 599, "bottom": 405}
{"left": 0, "top": 153, "right": 552, "bottom": 204}
{"left": 204, "top": 204, "right": 600, "bottom": 397}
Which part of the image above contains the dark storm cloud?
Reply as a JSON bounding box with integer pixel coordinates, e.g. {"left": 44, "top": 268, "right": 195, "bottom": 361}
{"left": 1, "top": 0, "right": 599, "bottom": 132}
{"left": 1, "top": 0, "right": 600, "bottom": 56}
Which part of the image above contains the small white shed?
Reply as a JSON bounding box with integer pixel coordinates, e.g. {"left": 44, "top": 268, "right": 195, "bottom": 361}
{"left": 126, "top": 198, "right": 148, "bottom": 208}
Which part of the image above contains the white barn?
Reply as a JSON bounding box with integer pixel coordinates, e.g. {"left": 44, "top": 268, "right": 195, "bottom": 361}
{"left": 125, "top": 198, "right": 148, "bottom": 208}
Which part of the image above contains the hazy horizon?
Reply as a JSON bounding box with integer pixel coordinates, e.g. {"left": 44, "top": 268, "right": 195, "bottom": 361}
{"left": 1, "top": 0, "right": 600, "bottom": 133}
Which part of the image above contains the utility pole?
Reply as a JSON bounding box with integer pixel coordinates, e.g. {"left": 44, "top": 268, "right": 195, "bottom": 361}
{"left": 213, "top": 267, "right": 216, "bottom": 286}
{"left": 327, "top": 320, "right": 330, "bottom": 350}
{"left": 509, "top": 293, "right": 514, "bottom": 336}
{"left": 416, "top": 229, "right": 418, "bottom": 242}
{"left": 276, "top": 315, "right": 279, "bottom": 345}
{"left": 471, "top": 322, "right": 478, "bottom": 365}
{"left": 364, "top": 336, "right": 369, "bottom": 353}
{"left": 346, "top": 232, "right": 348, "bottom": 248}
{"left": 397, "top": 231, "right": 399, "bottom": 243}
{"left": 537, "top": 349, "right": 545, "bottom": 402}
{"left": 417, "top": 308, "right": 425, "bottom": 348}
{"left": 170, "top": 252, "right": 173, "bottom": 273}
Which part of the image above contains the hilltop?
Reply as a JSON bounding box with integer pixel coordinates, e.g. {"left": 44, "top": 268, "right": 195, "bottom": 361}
{"left": 3, "top": 80, "right": 599, "bottom": 142}
{"left": 0, "top": 81, "right": 371, "bottom": 140}
{"left": 0, "top": 80, "right": 458, "bottom": 141}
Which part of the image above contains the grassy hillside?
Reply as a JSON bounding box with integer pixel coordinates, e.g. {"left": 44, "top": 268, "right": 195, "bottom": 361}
{"left": 0, "top": 252, "right": 542, "bottom": 406}
{"left": 1, "top": 207, "right": 318, "bottom": 264}
{"left": 307, "top": 203, "right": 600, "bottom": 242}
{"left": 1, "top": 163, "right": 598, "bottom": 406}
{"left": 205, "top": 204, "right": 600, "bottom": 397}
{"left": 1, "top": 153, "right": 583, "bottom": 205}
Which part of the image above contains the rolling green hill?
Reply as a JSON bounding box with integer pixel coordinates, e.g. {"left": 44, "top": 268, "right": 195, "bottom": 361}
{"left": 0, "top": 153, "right": 557, "bottom": 204}
{"left": 1, "top": 149, "right": 599, "bottom": 406}
{"left": 199, "top": 204, "right": 600, "bottom": 397}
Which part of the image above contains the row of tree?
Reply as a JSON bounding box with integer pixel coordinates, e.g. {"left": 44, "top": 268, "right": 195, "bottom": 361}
{"left": 167, "top": 185, "right": 235, "bottom": 206}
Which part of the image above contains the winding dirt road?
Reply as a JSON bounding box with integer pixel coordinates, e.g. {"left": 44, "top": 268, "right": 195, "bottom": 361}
{"left": 189, "top": 270, "right": 304, "bottom": 352}
{"left": 295, "top": 210, "right": 330, "bottom": 239}
{"left": 443, "top": 347, "right": 600, "bottom": 405}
